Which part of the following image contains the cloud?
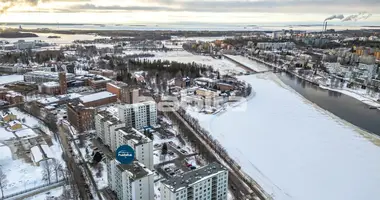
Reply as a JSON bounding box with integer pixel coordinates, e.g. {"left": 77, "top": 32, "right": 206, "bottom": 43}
{"left": 68, "top": 3, "right": 176, "bottom": 12}
{"left": 0, "top": 0, "right": 91, "bottom": 13}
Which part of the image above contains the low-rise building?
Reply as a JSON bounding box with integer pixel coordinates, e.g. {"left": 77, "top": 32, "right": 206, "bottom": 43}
{"left": 79, "top": 91, "right": 117, "bottom": 107}
{"left": 38, "top": 82, "right": 61, "bottom": 95}
{"left": 9, "top": 120, "right": 22, "bottom": 130}
{"left": 107, "top": 160, "right": 154, "bottom": 200}
{"left": 24, "top": 71, "right": 75, "bottom": 84}
{"left": 160, "top": 163, "right": 228, "bottom": 200}
{"left": 0, "top": 90, "right": 24, "bottom": 105}
{"left": 67, "top": 101, "right": 95, "bottom": 133}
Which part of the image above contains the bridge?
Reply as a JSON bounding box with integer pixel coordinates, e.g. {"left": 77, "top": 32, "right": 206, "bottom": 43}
{"left": 222, "top": 54, "right": 273, "bottom": 74}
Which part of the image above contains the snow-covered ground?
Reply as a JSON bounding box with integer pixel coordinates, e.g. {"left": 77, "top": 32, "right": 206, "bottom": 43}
{"left": 224, "top": 55, "right": 270, "bottom": 72}
{"left": 0, "top": 75, "right": 24, "bottom": 85}
{"left": 187, "top": 73, "right": 380, "bottom": 200}
{"left": 24, "top": 186, "right": 64, "bottom": 200}
{"left": 128, "top": 50, "right": 246, "bottom": 75}
{"left": 8, "top": 107, "right": 42, "bottom": 127}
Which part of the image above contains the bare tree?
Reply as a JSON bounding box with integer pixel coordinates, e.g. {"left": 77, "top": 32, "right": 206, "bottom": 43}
{"left": 51, "top": 159, "right": 63, "bottom": 182}
{"left": 0, "top": 168, "right": 8, "bottom": 199}
{"left": 42, "top": 160, "right": 54, "bottom": 184}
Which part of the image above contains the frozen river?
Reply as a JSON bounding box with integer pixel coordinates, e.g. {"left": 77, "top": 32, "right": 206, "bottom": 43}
{"left": 188, "top": 73, "right": 380, "bottom": 200}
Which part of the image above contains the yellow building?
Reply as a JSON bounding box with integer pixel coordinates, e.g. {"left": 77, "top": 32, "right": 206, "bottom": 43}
{"left": 195, "top": 89, "right": 216, "bottom": 97}
{"left": 374, "top": 51, "right": 380, "bottom": 60}
{"left": 1, "top": 113, "right": 17, "bottom": 122}
{"left": 9, "top": 120, "right": 22, "bottom": 130}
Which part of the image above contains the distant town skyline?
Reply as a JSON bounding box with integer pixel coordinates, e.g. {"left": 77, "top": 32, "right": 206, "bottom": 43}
{"left": 0, "top": 0, "right": 379, "bottom": 24}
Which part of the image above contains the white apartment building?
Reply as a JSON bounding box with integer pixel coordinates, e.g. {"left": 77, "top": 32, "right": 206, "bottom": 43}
{"left": 107, "top": 159, "right": 154, "bottom": 200}
{"left": 95, "top": 110, "right": 125, "bottom": 148}
{"left": 257, "top": 42, "right": 296, "bottom": 50}
{"left": 117, "top": 101, "right": 157, "bottom": 130}
{"left": 116, "top": 127, "right": 154, "bottom": 170}
{"left": 160, "top": 163, "right": 229, "bottom": 200}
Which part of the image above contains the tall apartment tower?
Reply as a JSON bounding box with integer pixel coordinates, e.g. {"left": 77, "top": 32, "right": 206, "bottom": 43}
{"left": 58, "top": 71, "right": 67, "bottom": 94}
{"left": 117, "top": 101, "right": 157, "bottom": 130}
{"left": 160, "top": 163, "right": 229, "bottom": 200}
{"left": 116, "top": 127, "right": 153, "bottom": 170}
{"left": 120, "top": 86, "right": 139, "bottom": 104}
{"left": 107, "top": 159, "right": 154, "bottom": 200}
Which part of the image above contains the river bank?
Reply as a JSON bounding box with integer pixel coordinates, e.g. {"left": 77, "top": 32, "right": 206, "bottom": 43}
{"left": 246, "top": 55, "right": 380, "bottom": 109}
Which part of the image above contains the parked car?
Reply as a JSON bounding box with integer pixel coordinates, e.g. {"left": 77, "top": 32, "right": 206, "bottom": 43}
{"left": 190, "top": 166, "right": 197, "bottom": 170}
{"left": 181, "top": 150, "right": 187, "bottom": 154}
{"left": 186, "top": 163, "right": 192, "bottom": 167}
{"left": 168, "top": 151, "right": 174, "bottom": 156}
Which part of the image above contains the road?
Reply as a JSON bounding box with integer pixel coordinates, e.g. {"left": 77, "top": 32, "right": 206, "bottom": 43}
{"left": 61, "top": 123, "right": 103, "bottom": 200}
{"left": 168, "top": 110, "right": 267, "bottom": 200}
{"left": 57, "top": 125, "right": 90, "bottom": 200}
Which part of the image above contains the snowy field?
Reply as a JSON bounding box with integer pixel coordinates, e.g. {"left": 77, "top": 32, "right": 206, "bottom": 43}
{"left": 0, "top": 108, "right": 65, "bottom": 197}
{"left": 24, "top": 186, "right": 63, "bottom": 200}
{"left": 124, "top": 50, "right": 247, "bottom": 75}
{"left": 188, "top": 73, "right": 380, "bottom": 200}
{"left": 0, "top": 75, "right": 24, "bottom": 85}
{"left": 224, "top": 55, "right": 270, "bottom": 72}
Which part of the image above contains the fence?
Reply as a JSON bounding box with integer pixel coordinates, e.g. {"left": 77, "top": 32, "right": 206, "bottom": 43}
{"left": 2, "top": 179, "right": 65, "bottom": 199}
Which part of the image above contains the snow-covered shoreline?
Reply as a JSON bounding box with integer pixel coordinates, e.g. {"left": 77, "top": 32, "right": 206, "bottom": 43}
{"left": 319, "top": 85, "right": 380, "bottom": 108}
{"left": 187, "top": 72, "right": 380, "bottom": 200}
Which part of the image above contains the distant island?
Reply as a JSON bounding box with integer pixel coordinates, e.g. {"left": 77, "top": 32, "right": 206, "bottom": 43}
{"left": 0, "top": 31, "right": 38, "bottom": 38}
{"left": 47, "top": 35, "right": 61, "bottom": 38}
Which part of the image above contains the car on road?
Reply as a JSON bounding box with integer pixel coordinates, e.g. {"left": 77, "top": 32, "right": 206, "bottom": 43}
{"left": 190, "top": 166, "right": 197, "bottom": 170}
{"left": 168, "top": 151, "right": 174, "bottom": 156}
{"left": 177, "top": 146, "right": 181, "bottom": 149}
{"left": 169, "top": 172, "right": 175, "bottom": 176}
{"left": 168, "top": 141, "right": 174, "bottom": 145}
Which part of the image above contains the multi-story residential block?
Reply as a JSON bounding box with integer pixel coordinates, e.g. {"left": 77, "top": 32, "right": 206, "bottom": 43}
{"left": 116, "top": 127, "right": 153, "bottom": 170}
{"left": 160, "top": 163, "right": 229, "bottom": 200}
{"left": 117, "top": 101, "right": 157, "bottom": 130}
{"left": 107, "top": 159, "right": 154, "bottom": 200}
{"left": 24, "top": 71, "right": 75, "bottom": 83}
{"left": 95, "top": 110, "right": 125, "bottom": 146}
{"left": 67, "top": 101, "right": 95, "bottom": 133}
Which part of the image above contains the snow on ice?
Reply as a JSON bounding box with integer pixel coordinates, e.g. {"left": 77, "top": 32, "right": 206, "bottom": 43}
{"left": 188, "top": 73, "right": 380, "bottom": 200}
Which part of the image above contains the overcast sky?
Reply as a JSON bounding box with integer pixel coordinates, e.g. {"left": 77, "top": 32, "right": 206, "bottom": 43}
{"left": 0, "top": 0, "right": 378, "bottom": 24}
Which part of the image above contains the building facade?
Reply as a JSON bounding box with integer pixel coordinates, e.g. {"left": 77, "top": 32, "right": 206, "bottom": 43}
{"left": 117, "top": 101, "right": 157, "bottom": 130}
{"left": 24, "top": 71, "right": 75, "bottom": 84}
{"left": 67, "top": 102, "right": 95, "bottom": 133}
{"left": 38, "top": 82, "right": 61, "bottom": 95}
{"left": 107, "top": 159, "right": 154, "bottom": 200}
{"left": 160, "top": 163, "right": 229, "bottom": 200}
{"left": 95, "top": 110, "right": 125, "bottom": 147}
{"left": 59, "top": 71, "right": 67, "bottom": 94}
{"left": 120, "top": 87, "right": 140, "bottom": 104}
{"left": 116, "top": 127, "right": 153, "bottom": 170}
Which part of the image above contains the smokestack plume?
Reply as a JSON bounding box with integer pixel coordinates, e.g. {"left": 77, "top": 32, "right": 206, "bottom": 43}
{"left": 325, "top": 21, "right": 328, "bottom": 32}
{"left": 342, "top": 12, "right": 372, "bottom": 22}
{"left": 324, "top": 14, "right": 344, "bottom": 21}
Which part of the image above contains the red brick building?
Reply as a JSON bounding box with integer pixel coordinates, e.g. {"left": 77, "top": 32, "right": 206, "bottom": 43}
{"left": 79, "top": 91, "right": 117, "bottom": 107}
{"left": 67, "top": 101, "right": 95, "bottom": 133}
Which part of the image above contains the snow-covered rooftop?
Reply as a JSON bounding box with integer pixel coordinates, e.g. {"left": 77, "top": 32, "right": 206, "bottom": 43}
{"left": 41, "top": 81, "right": 60, "bottom": 87}
{"left": 80, "top": 91, "right": 116, "bottom": 103}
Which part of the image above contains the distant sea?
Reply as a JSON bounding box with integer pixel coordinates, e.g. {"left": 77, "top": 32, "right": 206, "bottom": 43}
{"left": 1, "top": 22, "right": 379, "bottom": 32}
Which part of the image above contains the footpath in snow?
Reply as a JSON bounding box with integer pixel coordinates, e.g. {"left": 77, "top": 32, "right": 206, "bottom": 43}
{"left": 188, "top": 73, "right": 380, "bottom": 200}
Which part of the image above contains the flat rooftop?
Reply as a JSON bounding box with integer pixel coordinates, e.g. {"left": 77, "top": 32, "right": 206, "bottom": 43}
{"left": 161, "top": 162, "right": 227, "bottom": 192}
{"left": 80, "top": 91, "right": 116, "bottom": 103}
{"left": 117, "top": 127, "right": 151, "bottom": 145}
{"left": 116, "top": 161, "right": 151, "bottom": 180}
